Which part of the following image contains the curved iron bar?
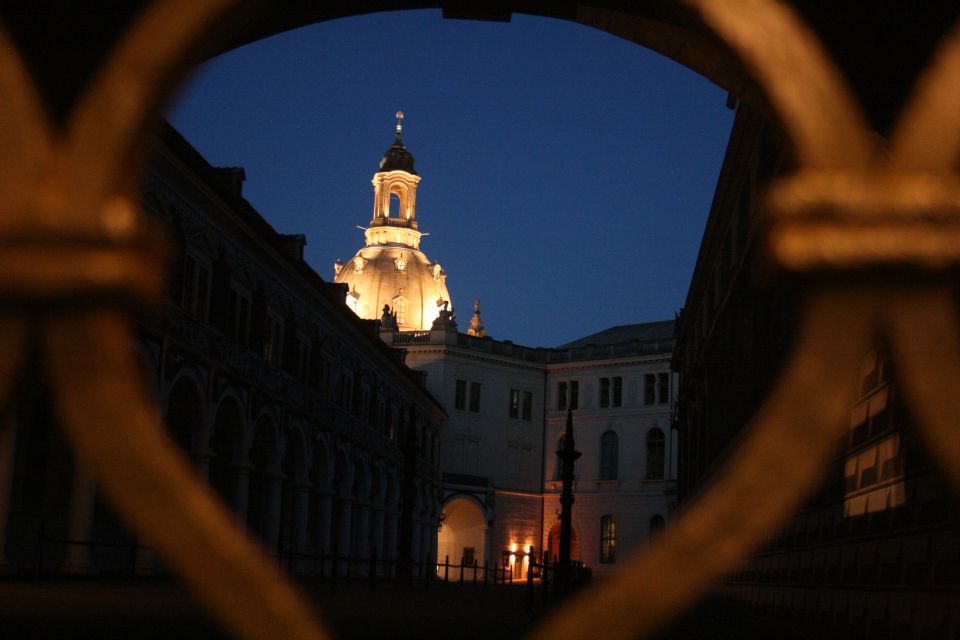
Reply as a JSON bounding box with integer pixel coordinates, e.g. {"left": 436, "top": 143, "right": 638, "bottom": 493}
{"left": 693, "top": 0, "right": 875, "bottom": 169}
{"left": 45, "top": 309, "right": 332, "bottom": 640}
{"left": 63, "top": 0, "right": 238, "bottom": 210}
{"left": 0, "top": 0, "right": 333, "bottom": 637}
{"left": 888, "top": 19, "right": 960, "bottom": 171}
{"left": 530, "top": 286, "right": 875, "bottom": 640}
{"left": 0, "top": 25, "right": 50, "bottom": 238}
{"left": 883, "top": 287, "right": 960, "bottom": 488}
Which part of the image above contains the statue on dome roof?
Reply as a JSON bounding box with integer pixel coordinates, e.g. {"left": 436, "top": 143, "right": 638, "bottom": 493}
{"left": 431, "top": 299, "right": 457, "bottom": 331}
{"left": 467, "top": 298, "right": 487, "bottom": 338}
{"left": 380, "top": 304, "right": 398, "bottom": 330}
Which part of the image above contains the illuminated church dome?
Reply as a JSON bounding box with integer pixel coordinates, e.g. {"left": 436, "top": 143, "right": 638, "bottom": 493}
{"left": 334, "top": 112, "right": 452, "bottom": 330}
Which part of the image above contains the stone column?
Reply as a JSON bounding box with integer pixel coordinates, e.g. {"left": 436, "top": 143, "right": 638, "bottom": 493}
{"left": 0, "top": 416, "right": 17, "bottom": 568}
{"left": 384, "top": 509, "right": 398, "bottom": 569}
{"left": 62, "top": 469, "right": 97, "bottom": 574}
{"left": 314, "top": 488, "right": 334, "bottom": 556}
{"left": 371, "top": 506, "right": 385, "bottom": 574}
{"left": 230, "top": 463, "right": 251, "bottom": 523}
{"left": 290, "top": 482, "right": 311, "bottom": 573}
{"left": 335, "top": 496, "right": 353, "bottom": 574}
{"left": 262, "top": 471, "right": 284, "bottom": 556}
{"left": 353, "top": 502, "right": 370, "bottom": 564}
{"left": 410, "top": 517, "right": 422, "bottom": 575}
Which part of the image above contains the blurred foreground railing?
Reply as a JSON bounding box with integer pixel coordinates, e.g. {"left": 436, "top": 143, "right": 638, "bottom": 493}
{"left": 1, "top": 1, "right": 960, "bottom": 640}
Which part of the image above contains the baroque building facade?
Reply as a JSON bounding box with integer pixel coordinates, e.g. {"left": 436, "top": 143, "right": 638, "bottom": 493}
{"left": 673, "top": 102, "right": 960, "bottom": 638}
{"left": 337, "top": 117, "right": 679, "bottom": 578}
{"left": 0, "top": 123, "right": 446, "bottom": 576}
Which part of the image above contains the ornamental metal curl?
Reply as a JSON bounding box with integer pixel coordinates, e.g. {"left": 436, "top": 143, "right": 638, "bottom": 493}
{"left": 0, "top": 1, "right": 957, "bottom": 639}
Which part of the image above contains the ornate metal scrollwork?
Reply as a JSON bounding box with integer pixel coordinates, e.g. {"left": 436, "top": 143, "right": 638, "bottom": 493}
{"left": 0, "top": 1, "right": 957, "bottom": 639}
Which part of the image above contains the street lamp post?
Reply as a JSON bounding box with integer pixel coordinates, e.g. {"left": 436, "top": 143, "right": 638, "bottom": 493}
{"left": 556, "top": 407, "right": 581, "bottom": 597}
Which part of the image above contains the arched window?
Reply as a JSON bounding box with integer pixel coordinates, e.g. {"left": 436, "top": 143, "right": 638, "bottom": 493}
{"left": 649, "top": 514, "right": 666, "bottom": 540}
{"left": 389, "top": 191, "right": 401, "bottom": 217}
{"left": 600, "top": 515, "right": 616, "bottom": 564}
{"left": 600, "top": 431, "right": 619, "bottom": 480}
{"left": 646, "top": 428, "right": 665, "bottom": 479}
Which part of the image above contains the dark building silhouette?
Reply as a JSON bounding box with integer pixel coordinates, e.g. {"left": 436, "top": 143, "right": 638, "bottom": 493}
{"left": 673, "top": 103, "right": 960, "bottom": 638}
{"left": 0, "top": 123, "right": 445, "bottom": 577}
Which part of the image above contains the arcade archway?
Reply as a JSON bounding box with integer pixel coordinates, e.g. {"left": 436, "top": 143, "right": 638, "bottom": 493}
{"left": 437, "top": 497, "right": 485, "bottom": 580}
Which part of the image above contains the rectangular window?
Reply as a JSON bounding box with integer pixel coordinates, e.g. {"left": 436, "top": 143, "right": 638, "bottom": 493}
{"left": 455, "top": 379, "right": 466, "bottom": 410}
{"left": 557, "top": 380, "right": 579, "bottom": 410}
{"left": 295, "top": 333, "right": 310, "bottom": 382}
{"left": 509, "top": 389, "right": 520, "bottom": 418}
{"left": 181, "top": 254, "right": 196, "bottom": 310}
{"left": 600, "top": 515, "right": 617, "bottom": 564}
{"left": 600, "top": 377, "right": 623, "bottom": 408}
{"left": 263, "top": 311, "right": 284, "bottom": 365}
{"left": 469, "top": 382, "right": 481, "bottom": 413}
{"left": 195, "top": 264, "right": 210, "bottom": 319}
{"left": 228, "top": 284, "right": 251, "bottom": 346}
{"left": 644, "top": 374, "right": 656, "bottom": 405}
{"left": 658, "top": 373, "right": 670, "bottom": 404}
{"left": 522, "top": 391, "right": 533, "bottom": 421}
{"left": 181, "top": 253, "right": 211, "bottom": 320}
{"left": 463, "top": 547, "right": 475, "bottom": 567}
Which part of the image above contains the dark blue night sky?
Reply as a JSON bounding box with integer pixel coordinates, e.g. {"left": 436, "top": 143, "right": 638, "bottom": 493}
{"left": 167, "top": 10, "right": 734, "bottom": 348}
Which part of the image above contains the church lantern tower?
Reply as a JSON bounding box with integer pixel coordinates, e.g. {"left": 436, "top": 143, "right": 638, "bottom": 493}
{"left": 333, "top": 113, "right": 453, "bottom": 331}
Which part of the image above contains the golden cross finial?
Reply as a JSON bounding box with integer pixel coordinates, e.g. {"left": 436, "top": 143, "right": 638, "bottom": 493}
{"left": 395, "top": 110, "right": 404, "bottom": 134}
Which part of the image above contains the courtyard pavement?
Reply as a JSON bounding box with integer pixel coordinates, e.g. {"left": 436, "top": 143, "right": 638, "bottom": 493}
{"left": 0, "top": 579, "right": 839, "bottom": 639}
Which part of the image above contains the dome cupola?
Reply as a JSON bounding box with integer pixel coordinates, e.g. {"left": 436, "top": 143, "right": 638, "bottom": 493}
{"left": 333, "top": 112, "right": 452, "bottom": 331}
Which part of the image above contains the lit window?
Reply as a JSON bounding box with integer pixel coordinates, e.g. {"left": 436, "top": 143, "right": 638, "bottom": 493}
{"left": 263, "top": 311, "right": 284, "bottom": 366}
{"left": 646, "top": 428, "right": 665, "bottom": 479}
{"left": 346, "top": 290, "right": 360, "bottom": 315}
{"left": 600, "top": 431, "right": 619, "bottom": 480}
{"left": 394, "top": 297, "right": 407, "bottom": 326}
{"left": 600, "top": 515, "right": 616, "bottom": 564}
{"left": 509, "top": 389, "right": 520, "bottom": 418}
{"left": 859, "top": 447, "right": 879, "bottom": 488}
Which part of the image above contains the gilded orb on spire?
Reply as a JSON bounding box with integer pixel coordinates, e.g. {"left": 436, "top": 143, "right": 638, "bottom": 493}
{"left": 395, "top": 110, "right": 404, "bottom": 134}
